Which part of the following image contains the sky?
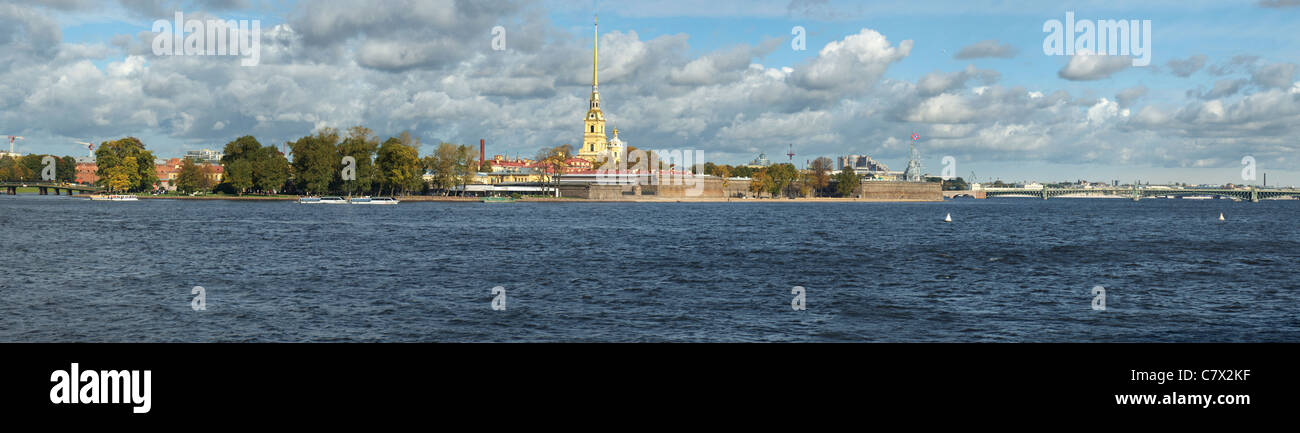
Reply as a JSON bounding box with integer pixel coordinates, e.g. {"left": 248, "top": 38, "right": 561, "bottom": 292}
{"left": 2, "top": 0, "right": 1299, "bottom": 185}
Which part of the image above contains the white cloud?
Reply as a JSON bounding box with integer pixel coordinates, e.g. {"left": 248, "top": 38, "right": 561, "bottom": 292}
{"left": 1058, "top": 51, "right": 1132, "bottom": 81}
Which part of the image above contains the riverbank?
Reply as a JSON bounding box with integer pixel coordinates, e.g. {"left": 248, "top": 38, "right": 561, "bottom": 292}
{"left": 79, "top": 194, "right": 942, "bottom": 203}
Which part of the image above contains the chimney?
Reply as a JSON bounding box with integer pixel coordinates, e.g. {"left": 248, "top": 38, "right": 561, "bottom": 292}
{"left": 480, "top": 139, "right": 485, "bottom": 166}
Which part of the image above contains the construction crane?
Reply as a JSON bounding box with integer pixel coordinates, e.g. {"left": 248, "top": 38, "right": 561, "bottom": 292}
{"left": 5, "top": 135, "right": 23, "bottom": 155}
{"left": 75, "top": 141, "right": 95, "bottom": 160}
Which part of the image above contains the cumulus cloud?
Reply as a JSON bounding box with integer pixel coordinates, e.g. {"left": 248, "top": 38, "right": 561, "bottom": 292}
{"left": 1252, "top": 63, "right": 1297, "bottom": 89}
{"left": 1115, "top": 86, "right": 1148, "bottom": 108}
{"left": 953, "top": 39, "right": 1017, "bottom": 59}
{"left": 1058, "top": 51, "right": 1132, "bottom": 81}
{"left": 789, "top": 28, "right": 912, "bottom": 92}
{"left": 1166, "top": 54, "right": 1206, "bottom": 77}
{"left": 1188, "top": 78, "right": 1248, "bottom": 100}
{"left": 916, "top": 64, "right": 999, "bottom": 96}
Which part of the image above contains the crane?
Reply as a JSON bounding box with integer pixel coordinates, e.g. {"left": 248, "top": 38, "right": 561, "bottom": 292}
{"left": 75, "top": 141, "right": 95, "bottom": 160}
{"left": 5, "top": 135, "right": 23, "bottom": 155}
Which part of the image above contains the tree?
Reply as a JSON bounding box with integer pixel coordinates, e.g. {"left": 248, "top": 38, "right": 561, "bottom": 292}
{"left": 176, "top": 158, "right": 211, "bottom": 193}
{"left": 254, "top": 147, "right": 290, "bottom": 194}
{"left": 104, "top": 154, "right": 138, "bottom": 193}
{"left": 94, "top": 137, "right": 155, "bottom": 192}
{"left": 716, "top": 165, "right": 732, "bottom": 198}
{"left": 226, "top": 159, "right": 254, "bottom": 194}
{"left": 534, "top": 145, "right": 572, "bottom": 197}
{"left": 0, "top": 156, "right": 31, "bottom": 181}
{"left": 765, "top": 163, "right": 798, "bottom": 197}
{"left": 58, "top": 156, "right": 77, "bottom": 183}
{"left": 942, "top": 177, "right": 969, "bottom": 191}
{"left": 20, "top": 154, "right": 43, "bottom": 180}
{"left": 749, "top": 169, "right": 771, "bottom": 198}
{"left": 424, "top": 142, "right": 462, "bottom": 195}
{"left": 337, "top": 126, "right": 379, "bottom": 195}
{"left": 834, "top": 166, "right": 860, "bottom": 198}
{"left": 455, "top": 144, "right": 478, "bottom": 193}
{"left": 290, "top": 128, "right": 341, "bottom": 195}
{"left": 377, "top": 133, "right": 423, "bottom": 196}
{"left": 221, "top": 136, "right": 263, "bottom": 166}
{"left": 809, "top": 157, "right": 832, "bottom": 196}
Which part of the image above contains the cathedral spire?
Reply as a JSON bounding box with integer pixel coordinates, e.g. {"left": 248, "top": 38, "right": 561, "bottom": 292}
{"left": 592, "top": 14, "right": 599, "bottom": 91}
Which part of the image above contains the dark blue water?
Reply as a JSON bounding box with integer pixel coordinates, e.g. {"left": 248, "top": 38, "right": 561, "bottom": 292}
{"left": 2, "top": 195, "right": 1297, "bottom": 342}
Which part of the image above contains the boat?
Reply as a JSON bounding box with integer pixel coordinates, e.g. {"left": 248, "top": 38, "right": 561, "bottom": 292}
{"left": 297, "top": 196, "right": 348, "bottom": 202}
{"left": 350, "top": 196, "right": 399, "bottom": 205}
{"left": 943, "top": 213, "right": 952, "bottom": 222}
{"left": 482, "top": 197, "right": 516, "bottom": 203}
{"left": 89, "top": 194, "right": 138, "bottom": 201}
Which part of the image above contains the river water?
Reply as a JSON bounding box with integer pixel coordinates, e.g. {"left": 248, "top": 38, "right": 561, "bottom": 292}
{"left": 1, "top": 195, "right": 1297, "bottom": 341}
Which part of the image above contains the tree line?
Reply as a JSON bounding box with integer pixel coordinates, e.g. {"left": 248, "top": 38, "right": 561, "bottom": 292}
{"left": 0, "top": 154, "right": 77, "bottom": 183}
{"left": 86, "top": 127, "right": 482, "bottom": 196}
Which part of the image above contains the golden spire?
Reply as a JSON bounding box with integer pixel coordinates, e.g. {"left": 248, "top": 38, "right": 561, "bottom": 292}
{"left": 592, "top": 14, "right": 598, "bottom": 90}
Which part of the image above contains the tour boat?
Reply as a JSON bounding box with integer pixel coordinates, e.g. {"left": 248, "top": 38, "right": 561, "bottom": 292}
{"left": 350, "top": 196, "right": 399, "bottom": 205}
{"left": 89, "top": 194, "right": 138, "bottom": 201}
{"left": 482, "top": 197, "right": 516, "bottom": 203}
{"left": 298, "top": 196, "right": 347, "bottom": 204}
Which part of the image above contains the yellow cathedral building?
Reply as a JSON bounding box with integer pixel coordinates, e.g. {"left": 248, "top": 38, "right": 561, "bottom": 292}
{"left": 577, "top": 16, "right": 623, "bottom": 165}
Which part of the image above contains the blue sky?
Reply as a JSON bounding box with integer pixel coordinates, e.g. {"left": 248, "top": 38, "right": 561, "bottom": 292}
{"left": 3, "top": 0, "right": 1300, "bottom": 185}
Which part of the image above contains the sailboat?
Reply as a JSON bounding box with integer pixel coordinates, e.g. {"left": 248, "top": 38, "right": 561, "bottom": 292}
{"left": 944, "top": 213, "right": 952, "bottom": 222}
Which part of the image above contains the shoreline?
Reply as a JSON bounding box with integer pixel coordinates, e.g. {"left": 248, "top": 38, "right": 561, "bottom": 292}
{"left": 50, "top": 194, "right": 945, "bottom": 203}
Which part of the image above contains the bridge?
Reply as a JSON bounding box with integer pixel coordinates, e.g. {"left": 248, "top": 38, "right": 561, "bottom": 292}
{"left": 978, "top": 187, "right": 1300, "bottom": 202}
{"left": 1, "top": 181, "right": 104, "bottom": 196}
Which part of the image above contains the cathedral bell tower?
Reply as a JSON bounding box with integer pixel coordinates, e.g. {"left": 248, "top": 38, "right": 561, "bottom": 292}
{"left": 579, "top": 15, "right": 612, "bottom": 164}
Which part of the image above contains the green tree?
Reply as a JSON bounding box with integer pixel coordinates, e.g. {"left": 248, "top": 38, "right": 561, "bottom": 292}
{"left": 58, "top": 156, "right": 77, "bottom": 183}
{"left": 226, "top": 159, "right": 254, "bottom": 194}
{"left": 221, "top": 136, "right": 263, "bottom": 166}
{"left": 94, "top": 137, "right": 155, "bottom": 192}
{"left": 0, "top": 155, "right": 32, "bottom": 181}
{"left": 253, "top": 147, "right": 290, "bottom": 194}
{"left": 942, "top": 177, "right": 969, "bottom": 191}
{"left": 765, "top": 163, "right": 798, "bottom": 197}
{"left": 290, "top": 128, "right": 341, "bottom": 195}
{"left": 176, "top": 158, "right": 211, "bottom": 193}
{"left": 834, "top": 166, "right": 860, "bottom": 198}
{"left": 376, "top": 133, "right": 423, "bottom": 196}
{"left": 424, "top": 142, "right": 462, "bottom": 195}
{"left": 104, "top": 154, "right": 138, "bottom": 192}
{"left": 337, "top": 126, "right": 379, "bottom": 195}
{"left": 20, "top": 154, "right": 44, "bottom": 180}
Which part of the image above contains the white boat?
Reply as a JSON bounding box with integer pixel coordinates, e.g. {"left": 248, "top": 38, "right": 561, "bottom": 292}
{"left": 298, "top": 196, "right": 347, "bottom": 204}
{"left": 89, "top": 194, "right": 138, "bottom": 201}
{"left": 350, "top": 196, "right": 399, "bottom": 205}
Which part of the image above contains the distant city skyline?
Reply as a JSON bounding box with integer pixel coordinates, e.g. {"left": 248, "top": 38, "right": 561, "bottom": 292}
{"left": 1, "top": 1, "right": 1298, "bottom": 185}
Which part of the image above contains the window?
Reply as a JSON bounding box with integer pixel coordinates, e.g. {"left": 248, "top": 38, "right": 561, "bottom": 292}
{"left": 591, "top": 125, "right": 595, "bottom": 133}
